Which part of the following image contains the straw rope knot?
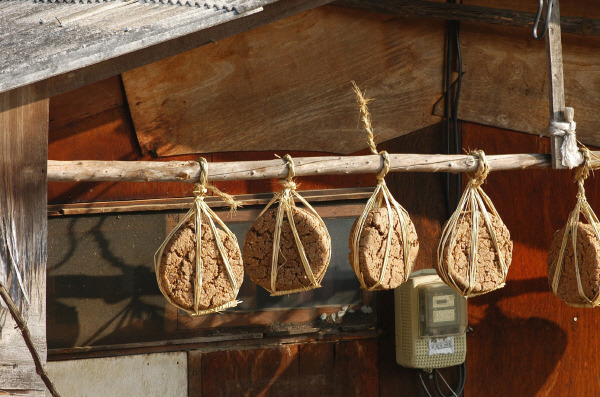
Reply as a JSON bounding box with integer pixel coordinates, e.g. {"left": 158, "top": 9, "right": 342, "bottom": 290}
{"left": 279, "top": 154, "right": 297, "bottom": 191}
{"left": 549, "top": 107, "right": 584, "bottom": 169}
{"left": 376, "top": 151, "right": 391, "bottom": 182}
{"left": 468, "top": 150, "right": 490, "bottom": 188}
{"left": 194, "top": 157, "right": 240, "bottom": 211}
{"left": 575, "top": 147, "right": 592, "bottom": 198}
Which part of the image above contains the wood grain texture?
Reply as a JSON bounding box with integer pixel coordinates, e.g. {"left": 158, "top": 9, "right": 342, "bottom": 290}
{"left": 337, "top": 0, "right": 600, "bottom": 37}
{"left": 0, "top": 86, "right": 47, "bottom": 394}
{"left": 192, "top": 340, "right": 377, "bottom": 397}
{"left": 48, "top": 76, "right": 124, "bottom": 131}
{"left": 437, "top": 22, "right": 600, "bottom": 148}
{"left": 461, "top": 122, "right": 600, "bottom": 397}
{"left": 122, "top": 6, "right": 444, "bottom": 156}
{"left": 201, "top": 344, "right": 301, "bottom": 397}
{"left": 333, "top": 339, "right": 378, "bottom": 397}
{"left": 545, "top": 0, "right": 566, "bottom": 168}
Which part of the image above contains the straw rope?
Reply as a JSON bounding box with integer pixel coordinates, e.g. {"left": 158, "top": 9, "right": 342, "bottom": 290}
{"left": 550, "top": 147, "right": 600, "bottom": 307}
{"left": 349, "top": 82, "right": 415, "bottom": 290}
{"left": 154, "top": 158, "right": 241, "bottom": 315}
{"left": 257, "top": 154, "right": 331, "bottom": 296}
{"left": 437, "top": 150, "right": 509, "bottom": 297}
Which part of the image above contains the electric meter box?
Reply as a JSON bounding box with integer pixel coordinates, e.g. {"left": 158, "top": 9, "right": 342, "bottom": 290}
{"left": 395, "top": 269, "right": 467, "bottom": 369}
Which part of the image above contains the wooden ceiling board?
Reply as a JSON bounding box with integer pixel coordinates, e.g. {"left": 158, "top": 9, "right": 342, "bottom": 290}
{"left": 436, "top": 23, "right": 600, "bottom": 147}
{"left": 122, "top": 6, "right": 445, "bottom": 156}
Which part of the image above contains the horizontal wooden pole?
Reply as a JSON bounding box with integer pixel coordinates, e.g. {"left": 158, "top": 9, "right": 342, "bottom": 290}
{"left": 336, "top": 0, "right": 600, "bottom": 37}
{"left": 45, "top": 152, "right": 597, "bottom": 183}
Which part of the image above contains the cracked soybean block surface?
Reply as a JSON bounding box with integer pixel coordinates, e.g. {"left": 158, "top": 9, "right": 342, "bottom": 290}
{"left": 243, "top": 206, "right": 331, "bottom": 292}
{"left": 438, "top": 212, "right": 513, "bottom": 294}
{"left": 548, "top": 222, "right": 600, "bottom": 305}
{"left": 158, "top": 221, "right": 243, "bottom": 311}
{"left": 349, "top": 206, "right": 419, "bottom": 289}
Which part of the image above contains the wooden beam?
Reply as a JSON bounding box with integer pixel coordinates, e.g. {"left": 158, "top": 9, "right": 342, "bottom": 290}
{"left": 545, "top": 0, "right": 567, "bottom": 169}
{"left": 0, "top": 87, "right": 48, "bottom": 395}
{"left": 335, "top": 0, "right": 600, "bottom": 37}
{"left": 45, "top": 152, "right": 578, "bottom": 183}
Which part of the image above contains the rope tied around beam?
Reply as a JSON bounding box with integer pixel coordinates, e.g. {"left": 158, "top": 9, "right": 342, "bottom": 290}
{"left": 195, "top": 157, "right": 240, "bottom": 212}
{"left": 349, "top": 82, "right": 418, "bottom": 290}
{"left": 549, "top": 107, "right": 584, "bottom": 169}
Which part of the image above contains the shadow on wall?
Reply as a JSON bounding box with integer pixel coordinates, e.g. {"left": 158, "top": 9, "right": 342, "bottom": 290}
{"left": 466, "top": 277, "right": 567, "bottom": 396}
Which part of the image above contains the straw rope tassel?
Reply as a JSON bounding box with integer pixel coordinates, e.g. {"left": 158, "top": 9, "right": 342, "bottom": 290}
{"left": 351, "top": 82, "right": 414, "bottom": 290}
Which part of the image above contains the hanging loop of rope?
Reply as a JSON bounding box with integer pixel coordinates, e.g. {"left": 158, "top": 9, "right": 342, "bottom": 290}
{"left": 468, "top": 150, "right": 490, "bottom": 188}
{"left": 377, "top": 151, "right": 391, "bottom": 182}
{"left": 533, "top": 0, "right": 553, "bottom": 39}
{"left": 194, "top": 157, "right": 240, "bottom": 211}
{"left": 279, "top": 154, "right": 297, "bottom": 191}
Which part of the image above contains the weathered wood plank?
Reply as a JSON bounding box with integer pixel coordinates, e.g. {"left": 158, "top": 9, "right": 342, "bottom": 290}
{"left": 336, "top": 0, "right": 600, "bottom": 37}
{"left": 122, "top": 6, "right": 445, "bottom": 156}
{"left": 12, "top": 0, "right": 333, "bottom": 103}
{"left": 0, "top": 86, "right": 48, "bottom": 394}
{"left": 434, "top": 23, "right": 600, "bottom": 148}
{"left": 201, "top": 345, "right": 300, "bottom": 396}
{"left": 188, "top": 351, "right": 202, "bottom": 397}
{"left": 545, "top": 0, "right": 567, "bottom": 169}
{"left": 333, "top": 339, "right": 378, "bottom": 397}
{"left": 49, "top": 76, "right": 124, "bottom": 130}
{"left": 298, "top": 343, "right": 335, "bottom": 396}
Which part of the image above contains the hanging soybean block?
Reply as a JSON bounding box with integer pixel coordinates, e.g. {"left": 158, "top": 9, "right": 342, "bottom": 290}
{"left": 155, "top": 161, "right": 243, "bottom": 315}
{"left": 548, "top": 151, "right": 600, "bottom": 307}
{"left": 436, "top": 151, "right": 513, "bottom": 297}
{"left": 548, "top": 222, "right": 600, "bottom": 307}
{"left": 243, "top": 155, "right": 332, "bottom": 296}
{"left": 349, "top": 184, "right": 419, "bottom": 290}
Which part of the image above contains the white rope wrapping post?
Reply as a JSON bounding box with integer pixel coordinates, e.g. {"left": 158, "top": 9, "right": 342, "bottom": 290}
{"left": 549, "top": 107, "right": 583, "bottom": 169}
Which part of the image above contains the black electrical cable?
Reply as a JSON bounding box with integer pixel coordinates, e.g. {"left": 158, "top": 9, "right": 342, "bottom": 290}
{"left": 419, "top": 371, "right": 435, "bottom": 397}
{"left": 433, "top": 363, "right": 466, "bottom": 397}
{"left": 452, "top": 17, "right": 463, "bottom": 209}
{"left": 443, "top": 13, "right": 453, "bottom": 218}
{"left": 444, "top": 0, "right": 463, "bottom": 217}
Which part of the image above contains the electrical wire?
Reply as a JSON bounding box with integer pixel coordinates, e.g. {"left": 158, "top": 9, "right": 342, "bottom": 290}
{"left": 418, "top": 371, "right": 435, "bottom": 397}
{"left": 444, "top": 0, "right": 463, "bottom": 217}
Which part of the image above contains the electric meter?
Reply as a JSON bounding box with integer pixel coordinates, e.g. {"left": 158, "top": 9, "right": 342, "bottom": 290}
{"left": 395, "top": 269, "right": 467, "bottom": 369}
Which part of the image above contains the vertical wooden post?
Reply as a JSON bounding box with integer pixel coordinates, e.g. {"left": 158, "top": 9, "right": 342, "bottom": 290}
{"left": 0, "top": 86, "right": 48, "bottom": 396}
{"left": 545, "top": 0, "right": 567, "bottom": 169}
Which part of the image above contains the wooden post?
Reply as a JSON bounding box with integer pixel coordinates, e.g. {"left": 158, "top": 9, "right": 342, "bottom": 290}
{"left": 0, "top": 86, "right": 48, "bottom": 396}
{"left": 545, "top": 0, "right": 567, "bottom": 169}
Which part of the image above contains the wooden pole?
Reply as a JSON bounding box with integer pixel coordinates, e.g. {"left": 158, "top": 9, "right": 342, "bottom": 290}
{"left": 0, "top": 86, "right": 49, "bottom": 396}
{"left": 545, "top": 0, "right": 567, "bottom": 169}
{"left": 0, "top": 284, "right": 60, "bottom": 397}
{"left": 45, "top": 152, "right": 593, "bottom": 183}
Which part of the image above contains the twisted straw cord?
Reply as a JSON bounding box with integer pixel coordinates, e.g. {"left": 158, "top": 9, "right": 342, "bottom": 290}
{"left": 468, "top": 150, "right": 490, "bottom": 188}
{"left": 351, "top": 81, "right": 378, "bottom": 155}
{"left": 195, "top": 157, "right": 240, "bottom": 211}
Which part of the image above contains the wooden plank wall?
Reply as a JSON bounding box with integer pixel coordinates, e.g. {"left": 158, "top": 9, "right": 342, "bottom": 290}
{"left": 434, "top": 0, "right": 600, "bottom": 147}
{"left": 461, "top": 122, "right": 600, "bottom": 397}
{"left": 121, "top": 6, "right": 445, "bottom": 156}
{"left": 0, "top": 87, "right": 48, "bottom": 395}
{"left": 47, "top": 72, "right": 450, "bottom": 396}
{"left": 46, "top": 3, "right": 600, "bottom": 397}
